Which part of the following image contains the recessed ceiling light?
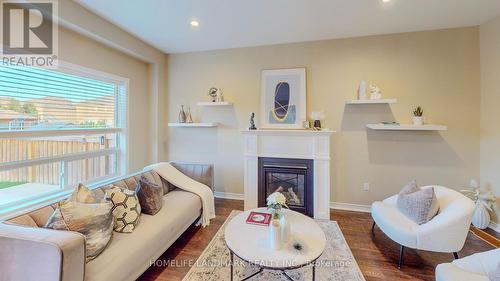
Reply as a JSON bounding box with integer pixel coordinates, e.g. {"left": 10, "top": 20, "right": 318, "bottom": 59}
{"left": 382, "top": 0, "right": 391, "bottom": 2}
{"left": 190, "top": 20, "right": 200, "bottom": 28}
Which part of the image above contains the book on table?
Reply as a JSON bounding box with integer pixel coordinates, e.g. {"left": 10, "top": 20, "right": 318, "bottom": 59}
{"left": 246, "top": 211, "right": 272, "bottom": 226}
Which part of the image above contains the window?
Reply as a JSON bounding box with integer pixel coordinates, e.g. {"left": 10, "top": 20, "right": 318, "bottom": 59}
{"left": 0, "top": 61, "right": 128, "bottom": 213}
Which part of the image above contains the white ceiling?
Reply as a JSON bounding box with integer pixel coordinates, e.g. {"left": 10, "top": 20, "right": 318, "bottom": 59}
{"left": 76, "top": 0, "right": 500, "bottom": 54}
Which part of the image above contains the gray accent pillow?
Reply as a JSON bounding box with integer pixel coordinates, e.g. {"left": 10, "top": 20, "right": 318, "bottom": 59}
{"left": 396, "top": 180, "right": 439, "bottom": 225}
{"left": 141, "top": 170, "right": 171, "bottom": 195}
{"left": 44, "top": 184, "right": 114, "bottom": 261}
{"left": 45, "top": 201, "right": 113, "bottom": 261}
{"left": 136, "top": 175, "right": 163, "bottom": 215}
{"left": 490, "top": 262, "right": 500, "bottom": 281}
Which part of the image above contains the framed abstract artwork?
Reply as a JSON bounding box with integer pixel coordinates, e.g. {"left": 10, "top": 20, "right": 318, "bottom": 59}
{"left": 260, "top": 68, "right": 306, "bottom": 129}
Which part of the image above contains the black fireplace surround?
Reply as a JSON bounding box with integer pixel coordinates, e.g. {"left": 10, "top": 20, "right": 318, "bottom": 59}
{"left": 258, "top": 157, "right": 314, "bottom": 217}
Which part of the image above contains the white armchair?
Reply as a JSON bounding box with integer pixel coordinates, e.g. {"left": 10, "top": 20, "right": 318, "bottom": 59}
{"left": 371, "top": 185, "right": 475, "bottom": 268}
{"left": 436, "top": 248, "right": 500, "bottom": 281}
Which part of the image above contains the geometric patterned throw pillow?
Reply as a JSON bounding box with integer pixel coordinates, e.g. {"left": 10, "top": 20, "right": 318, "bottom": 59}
{"left": 105, "top": 186, "right": 141, "bottom": 233}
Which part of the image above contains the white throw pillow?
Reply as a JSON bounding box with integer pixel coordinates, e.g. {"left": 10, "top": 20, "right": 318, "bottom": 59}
{"left": 397, "top": 180, "right": 439, "bottom": 225}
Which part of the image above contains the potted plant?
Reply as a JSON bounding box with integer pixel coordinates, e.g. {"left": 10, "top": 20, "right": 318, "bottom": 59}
{"left": 412, "top": 106, "right": 424, "bottom": 126}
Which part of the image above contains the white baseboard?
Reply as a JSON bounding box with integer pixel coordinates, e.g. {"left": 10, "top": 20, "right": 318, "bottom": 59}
{"left": 489, "top": 221, "right": 500, "bottom": 234}
{"left": 212, "top": 195, "right": 498, "bottom": 229}
{"left": 214, "top": 191, "right": 244, "bottom": 200}
{"left": 330, "top": 202, "right": 371, "bottom": 213}
{"left": 212, "top": 194, "right": 373, "bottom": 214}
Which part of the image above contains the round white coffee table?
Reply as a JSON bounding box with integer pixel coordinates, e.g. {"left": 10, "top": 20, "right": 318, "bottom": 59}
{"left": 224, "top": 208, "right": 326, "bottom": 281}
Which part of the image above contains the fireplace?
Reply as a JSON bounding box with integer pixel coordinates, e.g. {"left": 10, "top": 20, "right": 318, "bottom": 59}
{"left": 258, "top": 157, "right": 314, "bottom": 217}
{"left": 243, "top": 129, "right": 333, "bottom": 219}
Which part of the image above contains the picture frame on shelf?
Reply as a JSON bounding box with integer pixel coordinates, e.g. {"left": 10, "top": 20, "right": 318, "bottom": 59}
{"left": 260, "top": 68, "right": 306, "bottom": 129}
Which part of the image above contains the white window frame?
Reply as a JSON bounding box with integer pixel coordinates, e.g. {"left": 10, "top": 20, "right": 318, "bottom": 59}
{"left": 0, "top": 60, "right": 130, "bottom": 220}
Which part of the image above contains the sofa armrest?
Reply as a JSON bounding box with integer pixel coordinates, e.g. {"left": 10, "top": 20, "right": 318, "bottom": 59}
{"left": 170, "top": 162, "right": 214, "bottom": 191}
{"left": 0, "top": 223, "right": 85, "bottom": 281}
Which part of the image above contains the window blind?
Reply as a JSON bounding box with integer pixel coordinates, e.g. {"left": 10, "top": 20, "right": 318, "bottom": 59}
{"left": 0, "top": 64, "right": 125, "bottom": 131}
{"left": 0, "top": 62, "right": 127, "bottom": 211}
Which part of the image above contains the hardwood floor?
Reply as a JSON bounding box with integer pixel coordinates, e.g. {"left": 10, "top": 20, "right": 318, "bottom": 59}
{"left": 470, "top": 226, "right": 500, "bottom": 247}
{"left": 138, "top": 198, "right": 242, "bottom": 281}
{"left": 333, "top": 210, "right": 494, "bottom": 280}
{"left": 485, "top": 226, "right": 500, "bottom": 240}
{"left": 138, "top": 199, "right": 495, "bottom": 281}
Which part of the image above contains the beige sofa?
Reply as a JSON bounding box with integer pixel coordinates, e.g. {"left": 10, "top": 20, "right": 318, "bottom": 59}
{"left": 0, "top": 163, "right": 213, "bottom": 281}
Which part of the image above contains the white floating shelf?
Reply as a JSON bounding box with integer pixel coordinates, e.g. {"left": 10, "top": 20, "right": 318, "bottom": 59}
{"left": 168, "top": 122, "right": 219, "bottom": 128}
{"left": 366, "top": 124, "right": 447, "bottom": 131}
{"left": 197, "top": 102, "right": 233, "bottom": 106}
{"left": 346, "top": 99, "right": 397, "bottom": 105}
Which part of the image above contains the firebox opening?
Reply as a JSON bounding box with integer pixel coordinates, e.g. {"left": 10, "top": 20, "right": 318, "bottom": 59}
{"left": 258, "top": 157, "right": 314, "bottom": 217}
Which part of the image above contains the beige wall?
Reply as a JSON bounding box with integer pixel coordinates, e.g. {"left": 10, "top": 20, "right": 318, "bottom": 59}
{"left": 55, "top": 1, "right": 169, "bottom": 171}
{"left": 59, "top": 1, "right": 169, "bottom": 166}
{"left": 58, "top": 27, "right": 150, "bottom": 172}
{"left": 480, "top": 16, "right": 500, "bottom": 224}
{"left": 167, "top": 27, "right": 481, "bottom": 204}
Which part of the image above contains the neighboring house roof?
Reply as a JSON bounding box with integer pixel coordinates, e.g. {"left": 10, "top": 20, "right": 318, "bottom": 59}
{"left": 0, "top": 109, "right": 37, "bottom": 121}
{"left": 75, "top": 97, "right": 114, "bottom": 109}
{"left": 0, "top": 97, "right": 13, "bottom": 105}
{"left": 29, "top": 96, "right": 76, "bottom": 110}
{"left": 75, "top": 97, "right": 114, "bottom": 123}
{"left": 1, "top": 96, "right": 114, "bottom": 125}
{"left": 28, "top": 96, "right": 77, "bottom": 123}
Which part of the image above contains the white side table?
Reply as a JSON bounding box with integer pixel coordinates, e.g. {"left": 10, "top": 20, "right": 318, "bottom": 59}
{"left": 224, "top": 208, "right": 326, "bottom": 280}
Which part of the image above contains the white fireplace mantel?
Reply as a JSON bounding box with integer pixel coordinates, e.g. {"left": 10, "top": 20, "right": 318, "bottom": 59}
{"left": 242, "top": 129, "right": 335, "bottom": 219}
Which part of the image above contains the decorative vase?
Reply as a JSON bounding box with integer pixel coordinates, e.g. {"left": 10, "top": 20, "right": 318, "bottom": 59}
{"left": 472, "top": 201, "right": 490, "bottom": 229}
{"left": 358, "top": 80, "right": 367, "bottom": 100}
{"left": 412, "top": 116, "right": 423, "bottom": 126}
{"left": 269, "top": 219, "right": 282, "bottom": 250}
{"left": 178, "top": 105, "right": 186, "bottom": 123}
{"left": 270, "top": 208, "right": 282, "bottom": 222}
{"left": 185, "top": 106, "right": 193, "bottom": 123}
{"left": 279, "top": 214, "right": 290, "bottom": 243}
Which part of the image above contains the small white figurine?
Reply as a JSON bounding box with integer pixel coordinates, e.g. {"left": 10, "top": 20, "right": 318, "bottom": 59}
{"left": 358, "top": 80, "right": 367, "bottom": 100}
{"left": 216, "top": 89, "right": 224, "bottom": 102}
{"left": 369, "top": 84, "right": 382, "bottom": 100}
